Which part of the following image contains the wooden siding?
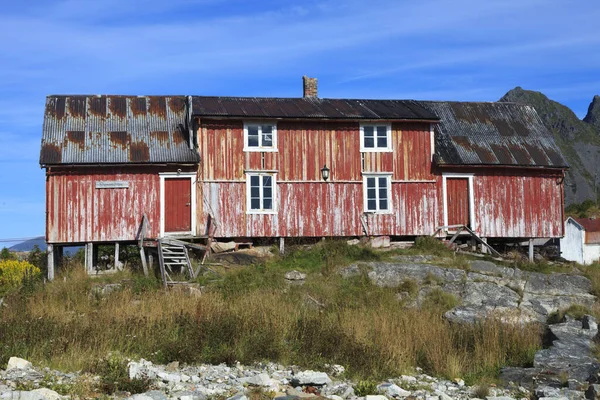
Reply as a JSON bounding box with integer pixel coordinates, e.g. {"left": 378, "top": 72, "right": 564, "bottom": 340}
{"left": 46, "top": 167, "right": 188, "bottom": 243}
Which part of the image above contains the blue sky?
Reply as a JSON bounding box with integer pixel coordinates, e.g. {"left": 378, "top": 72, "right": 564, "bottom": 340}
{"left": 1, "top": 0, "right": 600, "bottom": 247}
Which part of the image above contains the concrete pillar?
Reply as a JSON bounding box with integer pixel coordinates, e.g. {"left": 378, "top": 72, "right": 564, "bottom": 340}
{"left": 528, "top": 239, "right": 534, "bottom": 263}
{"left": 279, "top": 237, "right": 285, "bottom": 255}
{"left": 480, "top": 238, "right": 488, "bottom": 254}
{"left": 47, "top": 244, "right": 55, "bottom": 281}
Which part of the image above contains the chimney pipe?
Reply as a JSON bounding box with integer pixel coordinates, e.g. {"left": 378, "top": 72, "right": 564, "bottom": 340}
{"left": 303, "top": 76, "right": 318, "bottom": 98}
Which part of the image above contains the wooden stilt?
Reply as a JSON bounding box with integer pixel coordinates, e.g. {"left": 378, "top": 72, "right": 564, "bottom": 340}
{"left": 85, "top": 243, "right": 94, "bottom": 274}
{"left": 114, "top": 243, "right": 121, "bottom": 270}
{"left": 529, "top": 239, "right": 534, "bottom": 263}
{"left": 140, "top": 247, "right": 149, "bottom": 277}
{"left": 47, "top": 244, "right": 55, "bottom": 281}
{"left": 148, "top": 253, "right": 154, "bottom": 271}
{"left": 279, "top": 237, "right": 285, "bottom": 255}
{"left": 481, "top": 238, "right": 488, "bottom": 254}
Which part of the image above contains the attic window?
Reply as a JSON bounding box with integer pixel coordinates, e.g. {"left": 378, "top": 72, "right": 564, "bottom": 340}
{"left": 360, "top": 123, "right": 392, "bottom": 152}
{"left": 244, "top": 122, "right": 277, "bottom": 152}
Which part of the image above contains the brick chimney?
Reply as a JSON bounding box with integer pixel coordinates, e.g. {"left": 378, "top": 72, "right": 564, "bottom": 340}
{"left": 303, "top": 76, "right": 318, "bottom": 98}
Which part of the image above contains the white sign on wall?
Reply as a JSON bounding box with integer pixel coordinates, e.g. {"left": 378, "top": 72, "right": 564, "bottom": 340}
{"left": 96, "top": 181, "right": 130, "bottom": 189}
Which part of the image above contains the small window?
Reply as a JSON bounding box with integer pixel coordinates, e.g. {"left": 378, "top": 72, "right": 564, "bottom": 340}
{"left": 363, "top": 174, "right": 391, "bottom": 213}
{"left": 360, "top": 123, "right": 391, "bottom": 152}
{"left": 244, "top": 123, "right": 277, "bottom": 151}
{"left": 247, "top": 173, "right": 276, "bottom": 213}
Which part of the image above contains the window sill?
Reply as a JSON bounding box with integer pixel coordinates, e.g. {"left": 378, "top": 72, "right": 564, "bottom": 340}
{"left": 360, "top": 148, "right": 393, "bottom": 153}
{"left": 243, "top": 148, "right": 279, "bottom": 152}
{"left": 246, "top": 211, "right": 278, "bottom": 215}
{"left": 363, "top": 211, "right": 394, "bottom": 215}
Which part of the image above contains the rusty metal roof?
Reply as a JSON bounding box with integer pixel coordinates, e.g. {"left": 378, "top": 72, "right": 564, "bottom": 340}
{"left": 191, "top": 96, "right": 439, "bottom": 121}
{"left": 570, "top": 217, "right": 600, "bottom": 244}
{"left": 40, "top": 95, "right": 199, "bottom": 165}
{"left": 416, "top": 101, "right": 568, "bottom": 168}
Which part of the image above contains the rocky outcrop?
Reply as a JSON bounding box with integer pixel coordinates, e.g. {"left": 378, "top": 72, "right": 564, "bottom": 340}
{"left": 584, "top": 95, "right": 600, "bottom": 131}
{"left": 0, "top": 358, "right": 530, "bottom": 400}
{"left": 501, "top": 315, "right": 599, "bottom": 394}
{"left": 341, "top": 259, "right": 596, "bottom": 324}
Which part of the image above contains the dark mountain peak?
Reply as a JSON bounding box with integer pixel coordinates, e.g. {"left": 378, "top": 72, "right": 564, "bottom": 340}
{"left": 583, "top": 95, "right": 600, "bottom": 130}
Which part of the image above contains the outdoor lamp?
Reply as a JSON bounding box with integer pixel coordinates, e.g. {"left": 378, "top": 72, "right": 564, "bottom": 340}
{"left": 321, "top": 164, "right": 330, "bottom": 181}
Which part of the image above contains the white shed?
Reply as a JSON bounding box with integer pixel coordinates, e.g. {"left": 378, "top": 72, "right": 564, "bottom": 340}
{"left": 560, "top": 217, "right": 600, "bottom": 265}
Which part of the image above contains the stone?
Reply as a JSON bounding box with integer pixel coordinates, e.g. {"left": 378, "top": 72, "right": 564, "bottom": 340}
{"left": 287, "top": 388, "right": 318, "bottom": 398}
{"left": 433, "top": 391, "right": 452, "bottom": 400}
{"left": 326, "top": 396, "right": 344, "bottom": 400}
{"left": 130, "top": 391, "right": 169, "bottom": 400}
{"left": 328, "top": 364, "right": 345, "bottom": 377}
{"left": 240, "top": 373, "right": 273, "bottom": 387}
{"left": 6, "top": 357, "right": 33, "bottom": 371}
{"left": 31, "top": 388, "right": 65, "bottom": 400}
{"left": 369, "top": 236, "right": 391, "bottom": 248}
{"left": 166, "top": 361, "right": 180, "bottom": 371}
{"left": 211, "top": 241, "right": 237, "bottom": 253}
{"left": 585, "top": 384, "right": 600, "bottom": 400}
{"left": 227, "top": 393, "right": 248, "bottom": 400}
{"left": 366, "top": 396, "right": 388, "bottom": 400}
{"left": 285, "top": 270, "right": 307, "bottom": 282}
{"left": 377, "top": 383, "right": 410, "bottom": 398}
{"left": 347, "top": 239, "right": 360, "bottom": 246}
{"left": 292, "top": 370, "right": 332, "bottom": 386}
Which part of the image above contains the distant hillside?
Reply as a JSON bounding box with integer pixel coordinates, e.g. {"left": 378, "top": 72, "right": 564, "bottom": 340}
{"left": 9, "top": 237, "right": 46, "bottom": 252}
{"left": 500, "top": 87, "right": 600, "bottom": 205}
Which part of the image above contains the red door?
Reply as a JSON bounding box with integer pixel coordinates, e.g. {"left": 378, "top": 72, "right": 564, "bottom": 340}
{"left": 164, "top": 178, "right": 191, "bottom": 232}
{"left": 447, "top": 178, "right": 470, "bottom": 227}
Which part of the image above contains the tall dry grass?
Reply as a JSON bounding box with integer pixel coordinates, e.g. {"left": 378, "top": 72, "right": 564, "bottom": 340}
{"left": 0, "top": 248, "right": 542, "bottom": 383}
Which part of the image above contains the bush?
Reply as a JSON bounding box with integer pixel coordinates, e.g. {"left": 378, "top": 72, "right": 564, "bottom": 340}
{"left": 0, "top": 260, "right": 41, "bottom": 288}
{"left": 354, "top": 380, "right": 378, "bottom": 396}
{"left": 91, "top": 352, "right": 150, "bottom": 394}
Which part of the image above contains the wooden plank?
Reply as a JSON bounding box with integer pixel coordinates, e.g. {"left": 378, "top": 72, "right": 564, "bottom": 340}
{"left": 47, "top": 244, "right": 55, "bottom": 281}
{"left": 528, "top": 239, "right": 534, "bottom": 262}
{"left": 140, "top": 246, "right": 149, "bottom": 277}
{"left": 158, "top": 241, "right": 168, "bottom": 289}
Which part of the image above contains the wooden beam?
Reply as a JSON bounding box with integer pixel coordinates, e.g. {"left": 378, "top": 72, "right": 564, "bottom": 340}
{"left": 114, "top": 243, "right": 121, "bottom": 271}
{"left": 279, "top": 237, "right": 285, "bottom": 255}
{"left": 529, "top": 239, "right": 534, "bottom": 263}
{"left": 47, "top": 244, "right": 55, "bottom": 281}
{"left": 140, "top": 247, "right": 149, "bottom": 277}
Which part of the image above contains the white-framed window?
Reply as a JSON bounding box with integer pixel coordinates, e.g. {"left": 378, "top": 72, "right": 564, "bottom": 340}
{"left": 246, "top": 172, "right": 277, "bottom": 214}
{"left": 360, "top": 123, "right": 392, "bottom": 152}
{"left": 363, "top": 174, "right": 392, "bottom": 213}
{"left": 244, "top": 122, "right": 277, "bottom": 151}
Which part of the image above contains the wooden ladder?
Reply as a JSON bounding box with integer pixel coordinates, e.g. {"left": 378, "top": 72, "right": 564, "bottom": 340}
{"left": 158, "top": 239, "right": 195, "bottom": 288}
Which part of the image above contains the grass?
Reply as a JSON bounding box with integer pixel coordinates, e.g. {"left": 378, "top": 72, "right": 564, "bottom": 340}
{"left": 0, "top": 241, "right": 543, "bottom": 386}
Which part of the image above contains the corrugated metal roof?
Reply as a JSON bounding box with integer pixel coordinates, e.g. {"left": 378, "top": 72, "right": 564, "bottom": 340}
{"left": 572, "top": 217, "right": 600, "bottom": 244}
{"left": 416, "top": 101, "right": 569, "bottom": 168}
{"left": 191, "top": 96, "right": 439, "bottom": 121}
{"left": 40, "top": 95, "right": 200, "bottom": 165}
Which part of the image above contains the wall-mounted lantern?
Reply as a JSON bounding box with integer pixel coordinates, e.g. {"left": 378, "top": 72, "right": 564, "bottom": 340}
{"left": 321, "top": 164, "right": 330, "bottom": 181}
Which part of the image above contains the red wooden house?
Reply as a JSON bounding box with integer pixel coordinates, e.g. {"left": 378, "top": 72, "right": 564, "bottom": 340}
{"left": 40, "top": 78, "right": 568, "bottom": 279}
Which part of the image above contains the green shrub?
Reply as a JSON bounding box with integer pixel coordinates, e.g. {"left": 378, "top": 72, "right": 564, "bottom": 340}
{"left": 91, "top": 352, "right": 150, "bottom": 394}
{"left": 354, "top": 380, "right": 378, "bottom": 396}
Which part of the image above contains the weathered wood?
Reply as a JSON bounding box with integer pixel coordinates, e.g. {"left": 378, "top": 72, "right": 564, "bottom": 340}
{"left": 529, "top": 239, "right": 534, "bottom": 262}
{"left": 279, "top": 237, "right": 285, "bottom": 255}
{"left": 481, "top": 237, "right": 488, "bottom": 254}
{"left": 448, "top": 227, "right": 465, "bottom": 244}
{"left": 148, "top": 253, "right": 154, "bottom": 270}
{"left": 157, "top": 241, "right": 167, "bottom": 289}
{"left": 140, "top": 247, "right": 149, "bottom": 277}
{"left": 47, "top": 244, "right": 55, "bottom": 281}
{"left": 114, "top": 243, "right": 121, "bottom": 270}
{"left": 85, "top": 243, "right": 94, "bottom": 274}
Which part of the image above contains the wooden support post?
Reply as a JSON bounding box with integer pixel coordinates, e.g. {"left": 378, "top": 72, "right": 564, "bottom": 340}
{"left": 148, "top": 253, "right": 154, "bottom": 271}
{"left": 481, "top": 238, "right": 488, "bottom": 254}
{"left": 92, "top": 244, "right": 98, "bottom": 273}
{"left": 528, "top": 239, "right": 534, "bottom": 263}
{"left": 279, "top": 237, "right": 285, "bottom": 255}
{"left": 140, "top": 247, "right": 149, "bottom": 277}
{"left": 47, "top": 244, "right": 55, "bottom": 281}
{"left": 85, "top": 243, "right": 94, "bottom": 274}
